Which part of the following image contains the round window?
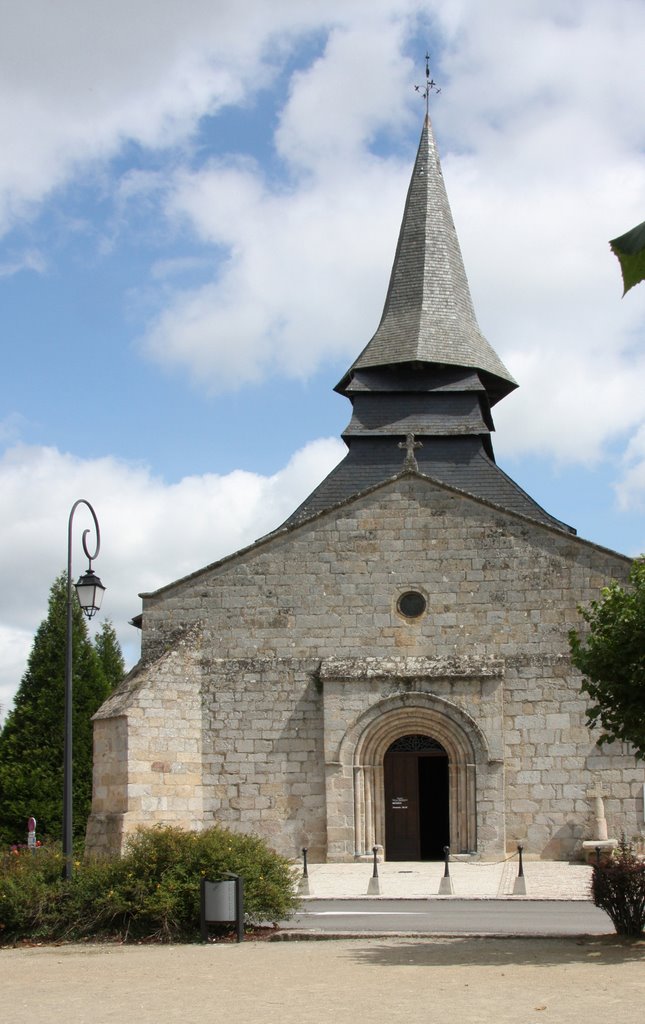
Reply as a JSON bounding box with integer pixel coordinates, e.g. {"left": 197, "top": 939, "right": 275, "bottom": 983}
{"left": 397, "top": 590, "right": 427, "bottom": 619}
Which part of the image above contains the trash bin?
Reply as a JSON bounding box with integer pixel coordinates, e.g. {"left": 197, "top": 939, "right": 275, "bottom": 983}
{"left": 200, "top": 874, "right": 244, "bottom": 942}
{"left": 203, "top": 879, "right": 237, "bottom": 921}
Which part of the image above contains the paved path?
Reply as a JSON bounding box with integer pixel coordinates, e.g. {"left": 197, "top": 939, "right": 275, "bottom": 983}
{"left": 2, "top": 937, "right": 643, "bottom": 1024}
{"left": 298, "top": 859, "right": 593, "bottom": 900}
{"left": 284, "top": 898, "right": 611, "bottom": 935}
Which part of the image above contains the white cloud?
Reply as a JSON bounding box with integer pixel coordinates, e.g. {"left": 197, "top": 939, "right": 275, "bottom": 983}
{"left": 274, "top": 21, "right": 417, "bottom": 170}
{"left": 0, "top": 249, "right": 46, "bottom": 277}
{"left": 0, "top": 437, "right": 345, "bottom": 715}
{"left": 0, "top": 627, "right": 33, "bottom": 725}
{"left": 131, "top": 1, "right": 645, "bottom": 475}
{"left": 3, "top": 0, "right": 645, "bottom": 713}
{"left": 494, "top": 343, "right": 645, "bottom": 466}
{"left": 615, "top": 424, "right": 645, "bottom": 513}
{"left": 432, "top": 2, "right": 645, "bottom": 471}
{"left": 0, "top": 1, "right": 426, "bottom": 234}
{"left": 144, "top": 155, "right": 406, "bottom": 388}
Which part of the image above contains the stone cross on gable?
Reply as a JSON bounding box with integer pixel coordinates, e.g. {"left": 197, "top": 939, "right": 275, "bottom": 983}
{"left": 398, "top": 432, "right": 423, "bottom": 471}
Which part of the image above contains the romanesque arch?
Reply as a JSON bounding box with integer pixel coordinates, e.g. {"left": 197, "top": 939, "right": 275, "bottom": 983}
{"left": 340, "top": 694, "right": 488, "bottom": 858}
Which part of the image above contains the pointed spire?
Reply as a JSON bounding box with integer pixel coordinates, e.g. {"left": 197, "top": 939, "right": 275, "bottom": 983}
{"left": 280, "top": 107, "right": 573, "bottom": 537}
{"left": 337, "top": 114, "right": 517, "bottom": 404}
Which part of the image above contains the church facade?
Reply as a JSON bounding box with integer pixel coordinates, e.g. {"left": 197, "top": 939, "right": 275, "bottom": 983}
{"left": 86, "top": 114, "right": 643, "bottom": 863}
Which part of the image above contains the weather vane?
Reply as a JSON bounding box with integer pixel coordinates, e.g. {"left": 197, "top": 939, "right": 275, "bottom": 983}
{"left": 415, "top": 52, "right": 441, "bottom": 115}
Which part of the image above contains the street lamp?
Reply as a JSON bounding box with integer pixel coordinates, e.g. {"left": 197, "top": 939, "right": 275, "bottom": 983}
{"left": 63, "top": 499, "right": 105, "bottom": 881}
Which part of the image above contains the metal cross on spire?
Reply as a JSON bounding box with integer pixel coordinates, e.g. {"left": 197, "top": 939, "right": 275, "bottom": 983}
{"left": 415, "top": 52, "right": 441, "bottom": 116}
{"left": 398, "top": 432, "right": 423, "bottom": 471}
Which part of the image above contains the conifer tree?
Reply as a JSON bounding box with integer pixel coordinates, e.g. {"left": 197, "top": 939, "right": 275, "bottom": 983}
{"left": 0, "top": 574, "right": 119, "bottom": 845}
{"left": 94, "top": 619, "right": 125, "bottom": 690}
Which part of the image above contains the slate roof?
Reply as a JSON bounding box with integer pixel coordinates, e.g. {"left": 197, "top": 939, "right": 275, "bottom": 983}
{"left": 343, "top": 393, "right": 490, "bottom": 437}
{"left": 345, "top": 367, "right": 487, "bottom": 394}
{"left": 278, "top": 111, "right": 575, "bottom": 538}
{"left": 336, "top": 115, "right": 517, "bottom": 406}
{"left": 283, "top": 437, "right": 574, "bottom": 534}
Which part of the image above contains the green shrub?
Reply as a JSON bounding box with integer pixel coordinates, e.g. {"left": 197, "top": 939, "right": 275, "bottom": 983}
{"left": 0, "top": 845, "right": 68, "bottom": 941}
{"left": 591, "top": 835, "right": 645, "bottom": 937}
{"left": 0, "top": 826, "right": 299, "bottom": 944}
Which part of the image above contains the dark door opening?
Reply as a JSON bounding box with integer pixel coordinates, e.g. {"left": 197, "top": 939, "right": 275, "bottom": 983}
{"left": 384, "top": 734, "right": 450, "bottom": 861}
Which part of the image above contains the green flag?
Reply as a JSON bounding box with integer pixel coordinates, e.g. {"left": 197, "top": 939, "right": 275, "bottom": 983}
{"left": 610, "top": 219, "right": 645, "bottom": 295}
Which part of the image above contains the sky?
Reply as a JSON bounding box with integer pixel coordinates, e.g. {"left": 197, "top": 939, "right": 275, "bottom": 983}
{"left": 1, "top": 0, "right": 645, "bottom": 719}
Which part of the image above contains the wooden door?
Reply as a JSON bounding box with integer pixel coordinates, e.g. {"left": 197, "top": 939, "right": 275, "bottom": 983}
{"left": 384, "top": 751, "right": 420, "bottom": 860}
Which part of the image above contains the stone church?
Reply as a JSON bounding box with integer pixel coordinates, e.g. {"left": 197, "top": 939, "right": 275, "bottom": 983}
{"left": 86, "top": 112, "right": 643, "bottom": 862}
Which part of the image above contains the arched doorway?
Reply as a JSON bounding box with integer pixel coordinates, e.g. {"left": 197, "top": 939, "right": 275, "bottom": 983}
{"left": 344, "top": 697, "right": 484, "bottom": 859}
{"left": 384, "top": 734, "right": 449, "bottom": 860}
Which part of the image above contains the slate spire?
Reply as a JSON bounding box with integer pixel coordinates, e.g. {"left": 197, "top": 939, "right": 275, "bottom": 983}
{"left": 336, "top": 114, "right": 517, "bottom": 404}
{"left": 282, "top": 110, "right": 573, "bottom": 536}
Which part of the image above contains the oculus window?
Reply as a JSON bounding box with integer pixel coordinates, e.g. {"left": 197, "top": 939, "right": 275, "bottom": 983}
{"left": 397, "top": 591, "right": 427, "bottom": 619}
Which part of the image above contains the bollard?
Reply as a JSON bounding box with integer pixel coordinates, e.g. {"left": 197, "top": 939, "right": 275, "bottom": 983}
{"left": 513, "top": 843, "right": 527, "bottom": 895}
{"left": 595, "top": 845, "right": 602, "bottom": 869}
{"left": 367, "top": 845, "right": 381, "bottom": 895}
{"left": 298, "top": 847, "right": 310, "bottom": 895}
{"left": 438, "top": 844, "right": 454, "bottom": 895}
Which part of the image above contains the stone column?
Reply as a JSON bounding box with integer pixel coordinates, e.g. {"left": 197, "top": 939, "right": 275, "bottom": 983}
{"left": 589, "top": 781, "right": 609, "bottom": 841}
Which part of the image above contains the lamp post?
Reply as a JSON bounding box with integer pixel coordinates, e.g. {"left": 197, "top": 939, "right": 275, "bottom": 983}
{"left": 63, "top": 499, "right": 105, "bottom": 881}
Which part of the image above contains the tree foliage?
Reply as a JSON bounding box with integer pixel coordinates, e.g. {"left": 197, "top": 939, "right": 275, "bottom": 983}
{"left": 569, "top": 559, "right": 645, "bottom": 760}
{"left": 591, "top": 835, "right": 645, "bottom": 937}
{"left": 0, "top": 574, "right": 123, "bottom": 845}
{"left": 93, "top": 619, "right": 125, "bottom": 690}
{"left": 610, "top": 219, "right": 645, "bottom": 295}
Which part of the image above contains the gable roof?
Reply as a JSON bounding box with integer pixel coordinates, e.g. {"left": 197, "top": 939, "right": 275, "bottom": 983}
{"left": 282, "top": 437, "right": 575, "bottom": 533}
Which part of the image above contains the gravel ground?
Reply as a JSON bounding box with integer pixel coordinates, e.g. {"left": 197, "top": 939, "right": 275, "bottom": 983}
{"left": 2, "top": 936, "right": 644, "bottom": 1024}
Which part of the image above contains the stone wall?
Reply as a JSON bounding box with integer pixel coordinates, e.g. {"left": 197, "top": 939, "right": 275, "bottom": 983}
{"left": 87, "top": 645, "right": 205, "bottom": 857}
{"left": 87, "top": 474, "right": 644, "bottom": 860}
{"left": 200, "top": 658, "right": 327, "bottom": 860}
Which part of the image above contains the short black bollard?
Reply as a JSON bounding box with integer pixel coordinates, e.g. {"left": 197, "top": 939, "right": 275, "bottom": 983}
{"left": 595, "top": 845, "right": 602, "bottom": 868}
{"left": 298, "top": 847, "right": 311, "bottom": 894}
{"left": 443, "top": 845, "right": 451, "bottom": 877}
{"left": 513, "top": 843, "right": 527, "bottom": 894}
{"left": 367, "top": 845, "right": 381, "bottom": 894}
{"left": 438, "top": 845, "right": 454, "bottom": 894}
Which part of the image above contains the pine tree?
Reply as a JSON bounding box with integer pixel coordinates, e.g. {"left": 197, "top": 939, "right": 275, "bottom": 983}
{"left": 94, "top": 619, "right": 125, "bottom": 691}
{"left": 0, "top": 574, "right": 118, "bottom": 845}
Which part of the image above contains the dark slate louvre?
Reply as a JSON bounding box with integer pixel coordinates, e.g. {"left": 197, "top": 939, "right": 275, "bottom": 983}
{"left": 283, "top": 113, "right": 574, "bottom": 535}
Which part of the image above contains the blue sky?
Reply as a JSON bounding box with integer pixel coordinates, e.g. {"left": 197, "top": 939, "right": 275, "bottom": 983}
{"left": 2, "top": 0, "right": 645, "bottom": 716}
